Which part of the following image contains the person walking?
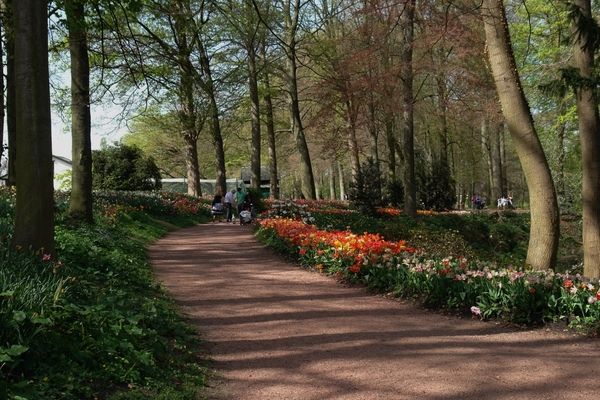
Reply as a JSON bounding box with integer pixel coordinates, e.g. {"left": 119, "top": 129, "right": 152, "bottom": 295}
{"left": 234, "top": 187, "right": 246, "bottom": 218}
{"left": 224, "top": 189, "right": 235, "bottom": 222}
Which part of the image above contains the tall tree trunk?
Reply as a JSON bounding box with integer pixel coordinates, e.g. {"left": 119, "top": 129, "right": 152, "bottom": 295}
{"left": 198, "top": 40, "right": 227, "bottom": 196}
{"left": 436, "top": 75, "right": 448, "bottom": 167}
{"left": 481, "top": 118, "right": 493, "bottom": 201}
{"left": 481, "top": 0, "right": 559, "bottom": 270}
{"left": 3, "top": 0, "right": 16, "bottom": 186}
{"left": 248, "top": 43, "right": 261, "bottom": 190}
{"left": 385, "top": 114, "right": 396, "bottom": 180}
{"left": 338, "top": 159, "right": 346, "bottom": 200}
{"left": 179, "top": 61, "right": 201, "bottom": 197}
{"left": 345, "top": 97, "right": 361, "bottom": 181}
{"left": 283, "top": 0, "right": 315, "bottom": 199}
{"left": 66, "top": 0, "right": 93, "bottom": 223}
{"left": 401, "top": 0, "right": 417, "bottom": 219}
{"left": 0, "top": 12, "right": 4, "bottom": 163}
{"left": 173, "top": 4, "right": 201, "bottom": 197}
{"left": 262, "top": 64, "right": 279, "bottom": 199}
{"left": 555, "top": 100, "right": 567, "bottom": 198}
{"left": 11, "top": 0, "right": 55, "bottom": 256}
{"left": 329, "top": 161, "right": 336, "bottom": 200}
{"left": 491, "top": 122, "right": 503, "bottom": 198}
{"left": 571, "top": 0, "right": 600, "bottom": 278}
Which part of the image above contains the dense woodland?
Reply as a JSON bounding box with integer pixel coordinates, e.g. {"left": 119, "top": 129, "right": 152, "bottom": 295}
{"left": 2, "top": 0, "right": 600, "bottom": 276}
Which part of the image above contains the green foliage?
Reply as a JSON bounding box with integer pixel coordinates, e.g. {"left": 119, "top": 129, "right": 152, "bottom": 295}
{"left": 245, "top": 187, "right": 267, "bottom": 214}
{"left": 348, "top": 157, "right": 384, "bottom": 216}
{"left": 416, "top": 158, "right": 456, "bottom": 211}
{"left": 92, "top": 143, "right": 162, "bottom": 191}
{"left": 55, "top": 169, "right": 72, "bottom": 191}
{"left": 0, "top": 189, "right": 209, "bottom": 399}
{"left": 385, "top": 176, "right": 404, "bottom": 207}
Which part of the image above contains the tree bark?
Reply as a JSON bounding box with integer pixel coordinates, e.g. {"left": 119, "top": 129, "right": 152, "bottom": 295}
{"left": 173, "top": 2, "right": 202, "bottom": 197}
{"left": 66, "top": 0, "right": 94, "bottom": 223}
{"left": 262, "top": 63, "right": 279, "bottom": 199}
{"left": 3, "top": 0, "right": 16, "bottom": 187}
{"left": 283, "top": 0, "right": 315, "bottom": 199}
{"left": 401, "top": 0, "right": 417, "bottom": 219}
{"left": 571, "top": 0, "right": 600, "bottom": 278}
{"left": 491, "top": 122, "right": 504, "bottom": 198}
{"left": 338, "top": 159, "right": 346, "bottom": 200}
{"left": 198, "top": 39, "right": 227, "bottom": 196}
{"left": 329, "top": 161, "right": 336, "bottom": 200}
{"left": 248, "top": 43, "right": 261, "bottom": 191}
{"left": 11, "top": 0, "right": 55, "bottom": 256}
{"left": 481, "top": 0, "right": 559, "bottom": 269}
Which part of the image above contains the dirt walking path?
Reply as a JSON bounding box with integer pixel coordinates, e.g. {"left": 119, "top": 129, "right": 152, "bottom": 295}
{"left": 149, "top": 223, "right": 600, "bottom": 400}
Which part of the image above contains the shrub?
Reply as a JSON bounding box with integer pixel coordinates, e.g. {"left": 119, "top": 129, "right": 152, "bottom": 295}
{"left": 92, "top": 142, "right": 162, "bottom": 191}
{"left": 348, "top": 157, "right": 384, "bottom": 216}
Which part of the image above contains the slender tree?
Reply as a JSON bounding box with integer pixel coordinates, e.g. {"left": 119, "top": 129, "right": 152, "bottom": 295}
{"left": 569, "top": 0, "right": 600, "bottom": 278}
{"left": 11, "top": 0, "right": 55, "bottom": 256}
{"left": 2, "top": 0, "right": 16, "bottom": 187}
{"left": 66, "top": 0, "right": 93, "bottom": 223}
{"left": 401, "top": 0, "right": 417, "bottom": 219}
{"left": 481, "top": 0, "right": 559, "bottom": 269}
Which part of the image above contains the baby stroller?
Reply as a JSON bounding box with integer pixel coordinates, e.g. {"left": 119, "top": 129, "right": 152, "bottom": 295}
{"left": 239, "top": 199, "right": 254, "bottom": 225}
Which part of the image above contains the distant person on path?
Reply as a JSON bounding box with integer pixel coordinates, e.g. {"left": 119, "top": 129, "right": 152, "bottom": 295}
{"left": 211, "top": 191, "right": 224, "bottom": 222}
{"left": 234, "top": 187, "right": 246, "bottom": 217}
{"left": 224, "top": 189, "right": 235, "bottom": 222}
{"left": 507, "top": 196, "right": 514, "bottom": 209}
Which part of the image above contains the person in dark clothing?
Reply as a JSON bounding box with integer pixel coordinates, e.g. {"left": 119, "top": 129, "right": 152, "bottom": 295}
{"left": 211, "top": 192, "right": 224, "bottom": 222}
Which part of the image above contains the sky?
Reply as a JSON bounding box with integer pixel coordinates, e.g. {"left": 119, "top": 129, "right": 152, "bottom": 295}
{"left": 51, "top": 105, "right": 128, "bottom": 159}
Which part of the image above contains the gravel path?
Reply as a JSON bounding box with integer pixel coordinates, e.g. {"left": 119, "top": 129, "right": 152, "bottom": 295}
{"left": 149, "top": 223, "right": 600, "bottom": 400}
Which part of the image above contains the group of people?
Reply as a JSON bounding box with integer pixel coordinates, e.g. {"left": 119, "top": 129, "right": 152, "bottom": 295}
{"left": 211, "top": 187, "right": 254, "bottom": 223}
{"left": 471, "top": 193, "right": 514, "bottom": 210}
{"left": 472, "top": 194, "right": 486, "bottom": 210}
{"left": 497, "top": 196, "right": 514, "bottom": 210}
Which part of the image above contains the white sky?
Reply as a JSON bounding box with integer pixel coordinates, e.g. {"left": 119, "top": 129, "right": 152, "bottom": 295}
{"left": 51, "top": 106, "right": 128, "bottom": 159}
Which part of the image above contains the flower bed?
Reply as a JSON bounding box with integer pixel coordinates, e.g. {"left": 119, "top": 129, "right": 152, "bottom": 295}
{"left": 257, "top": 217, "right": 600, "bottom": 330}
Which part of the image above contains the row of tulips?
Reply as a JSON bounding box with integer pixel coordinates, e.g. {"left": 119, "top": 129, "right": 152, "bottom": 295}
{"left": 257, "top": 217, "right": 600, "bottom": 330}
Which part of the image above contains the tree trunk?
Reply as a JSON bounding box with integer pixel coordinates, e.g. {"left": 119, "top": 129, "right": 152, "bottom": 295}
{"left": 3, "top": 0, "right": 16, "bottom": 187}
{"left": 329, "top": 161, "right": 336, "bottom": 200}
{"left": 283, "top": 0, "right": 315, "bottom": 199}
{"left": 481, "top": 118, "right": 493, "bottom": 200}
{"left": 262, "top": 65, "right": 279, "bottom": 199}
{"left": 345, "top": 98, "right": 361, "bottom": 181}
{"left": 248, "top": 43, "right": 261, "bottom": 191}
{"left": 436, "top": 75, "right": 448, "bottom": 167}
{"left": 555, "top": 100, "right": 567, "bottom": 198}
{"left": 11, "top": 0, "right": 55, "bottom": 256}
{"left": 491, "top": 122, "right": 503, "bottom": 198}
{"left": 66, "top": 0, "right": 93, "bottom": 223}
{"left": 385, "top": 114, "right": 396, "bottom": 180}
{"left": 0, "top": 10, "right": 4, "bottom": 163}
{"left": 571, "top": 0, "right": 600, "bottom": 278}
{"left": 481, "top": 0, "right": 559, "bottom": 270}
{"left": 338, "top": 160, "right": 346, "bottom": 200}
{"left": 401, "top": 0, "right": 417, "bottom": 219}
{"left": 173, "top": 4, "right": 202, "bottom": 197}
{"left": 198, "top": 40, "right": 227, "bottom": 196}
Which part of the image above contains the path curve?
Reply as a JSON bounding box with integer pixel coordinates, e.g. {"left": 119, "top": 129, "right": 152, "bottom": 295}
{"left": 149, "top": 223, "right": 600, "bottom": 400}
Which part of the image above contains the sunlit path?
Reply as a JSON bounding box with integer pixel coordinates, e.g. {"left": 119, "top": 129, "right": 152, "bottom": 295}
{"left": 150, "top": 223, "right": 600, "bottom": 400}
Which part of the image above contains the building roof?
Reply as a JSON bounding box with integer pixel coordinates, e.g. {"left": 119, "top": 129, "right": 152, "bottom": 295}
{"left": 52, "top": 155, "right": 72, "bottom": 167}
{"left": 240, "top": 166, "right": 278, "bottom": 184}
